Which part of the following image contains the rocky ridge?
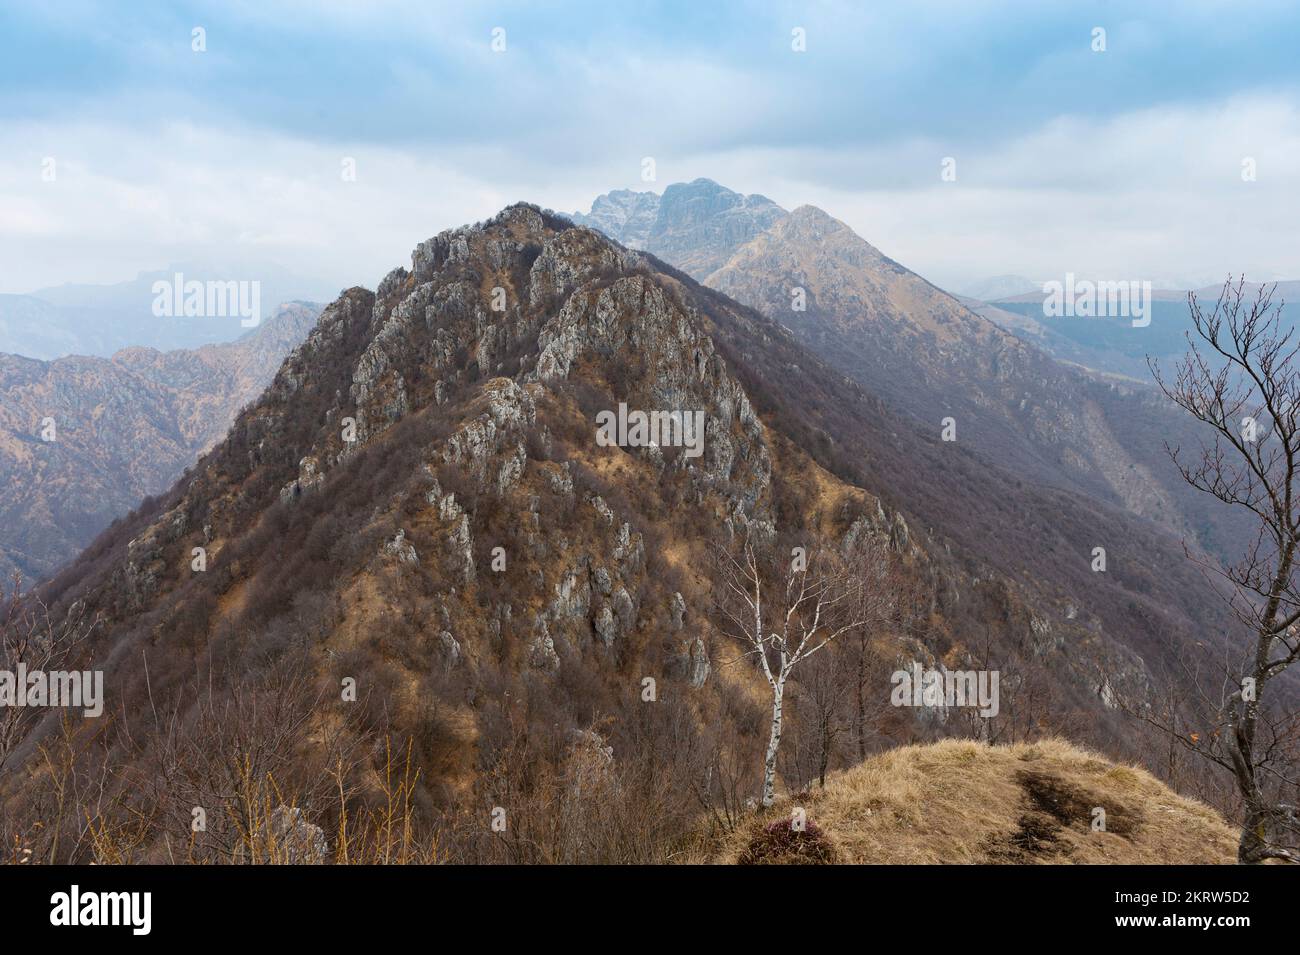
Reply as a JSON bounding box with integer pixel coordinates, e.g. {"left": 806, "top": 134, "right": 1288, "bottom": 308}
{"left": 17, "top": 205, "right": 1181, "bottom": 859}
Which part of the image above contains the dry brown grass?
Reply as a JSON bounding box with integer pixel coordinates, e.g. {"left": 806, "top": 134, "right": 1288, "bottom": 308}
{"left": 698, "top": 738, "right": 1237, "bottom": 865}
{"left": 80, "top": 738, "right": 442, "bottom": 865}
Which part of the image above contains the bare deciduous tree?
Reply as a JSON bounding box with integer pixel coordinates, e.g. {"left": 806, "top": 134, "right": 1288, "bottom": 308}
{"left": 0, "top": 575, "right": 98, "bottom": 775}
{"left": 789, "top": 649, "right": 849, "bottom": 791}
{"left": 1151, "top": 278, "right": 1300, "bottom": 863}
{"left": 711, "top": 533, "right": 888, "bottom": 807}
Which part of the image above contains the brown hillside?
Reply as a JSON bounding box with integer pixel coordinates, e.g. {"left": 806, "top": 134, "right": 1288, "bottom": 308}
{"left": 2, "top": 205, "right": 1230, "bottom": 863}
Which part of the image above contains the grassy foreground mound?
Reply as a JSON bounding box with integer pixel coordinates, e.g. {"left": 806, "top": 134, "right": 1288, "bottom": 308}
{"left": 703, "top": 739, "right": 1237, "bottom": 865}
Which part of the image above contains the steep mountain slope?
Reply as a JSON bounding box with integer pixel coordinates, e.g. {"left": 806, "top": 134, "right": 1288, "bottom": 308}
{"left": 0, "top": 302, "right": 321, "bottom": 582}
{"left": 708, "top": 205, "right": 1090, "bottom": 485}
{"left": 575, "top": 180, "right": 1253, "bottom": 570}
{"left": 955, "top": 295, "right": 1140, "bottom": 377}
{"left": 5, "top": 206, "right": 1212, "bottom": 862}
{"left": 704, "top": 738, "right": 1237, "bottom": 864}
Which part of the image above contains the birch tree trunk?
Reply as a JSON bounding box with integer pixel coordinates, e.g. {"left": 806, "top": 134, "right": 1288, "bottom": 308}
{"left": 855, "top": 650, "right": 867, "bottom": 761}
{"left": 762, "top": 675, "right": 785, "bottom": 807}
{"left": 711, "top": 537, "right": 885, "bottom": 813}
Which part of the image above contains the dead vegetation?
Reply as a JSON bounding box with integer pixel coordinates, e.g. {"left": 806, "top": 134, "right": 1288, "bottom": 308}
{"left": 700, "top": 738, "right": 1238, "bottom": 865}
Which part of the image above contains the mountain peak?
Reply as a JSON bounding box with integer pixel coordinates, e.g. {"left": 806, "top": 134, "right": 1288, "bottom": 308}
{"left": 783, "top": 203, "right": 852, "bottom": 234}
{"left": 660, "top": 177, "right": 729, "bottom": 198}
{"left": 571, "top": 190, "right": 660, "bottom": 249}
{"left": 658, "top": 179, "right": 782, "bottom": 222}
{"left": 572, "top": 180, "right": 787, "bottom": 279}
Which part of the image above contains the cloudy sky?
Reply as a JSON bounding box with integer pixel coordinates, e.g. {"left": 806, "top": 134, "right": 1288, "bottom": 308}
{"left": 2, "top": 0, "right": 1298, "bottom": 296}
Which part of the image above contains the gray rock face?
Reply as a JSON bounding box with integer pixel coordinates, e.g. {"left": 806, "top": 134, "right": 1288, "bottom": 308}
{"left": 571, "top": 178, "right": 787, "bottom": 279}
{"left": 527, "top": 226, "right": 640, "bottom": 311}
{"left": 569, "top": 189, "right": 661, "bottom": 248}
{"left": 669, "top": 592, "right": 686, "bottom": 631}
{"left": 594, "top": 606, "right": 618, "bottom": 647}
{"left": 448, "top": 514, "right": 475, "bottom": 584}
{"left": 591, "top": 495, "right": 615, "bottom": 525}
{"left": 650, "top": 179, "right": 787, "bottom": 278}
{"left": 411, "top": 225, "right": 476, "bottom": 281}
{"left": 122, "top": 503, "right": 189, "bottom": 608}
{"left": 383, "top": 529, "right": 419, "bottom": 565}
{"left": 497, "top": 441, "right": 527, "bottom": 493}
{"left": 531, "top": 271, "right": 771, "bottom": 515}
{"left": 353, "top": 204, "right": 777, "bottom": 563}
{"left": 442, "top": 378, "right": 536, "bottom": 482}
{"left": 611, "top": 586, "right": 635, "bottom": 633}
{"left": 551, "top": 561, "right": 592, "bottom": 622}
{"left": 438, "top": 630, "right": 462, "bottom": 667}
{"left": 268, "top": 806, "right": 329, "bottom": 864}
{"left": 546, "top": 462, "right": 574, "bottom": 498}
{"left": 890, "top": 512, "right": 914, "bottom": 555}
{"left": 377, "top": 266, "right": 409, "bottom": 299}
{"left": 279, "top": 455, "right": 324, "bottom": 504}
{"left": 1029, "top": 613, "right": 1061, "bottom": 655}
{"left": 612, "top": 523, "right": 645, "bottom": 571}
{"left": 349, "top": 299, "right": 417, "bottom": 441}
{"left": 684, "top": 636, "right": 711, "bottom": 688}
{"left": 528, "top": 620, "right": 561, "bottom": 673}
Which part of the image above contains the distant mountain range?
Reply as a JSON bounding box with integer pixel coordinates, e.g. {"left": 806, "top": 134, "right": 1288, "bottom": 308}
{"left": 951, "top": 275, "right": 1043, "bottom": 301}
{"left": 977, "top": 281, "right": 1300, "bottom": 380}
{"left": 0, "top": 263, "right": 336, "bottom": 360}
{"left": 0, "top": 302, "right": 322, "bottom": 581}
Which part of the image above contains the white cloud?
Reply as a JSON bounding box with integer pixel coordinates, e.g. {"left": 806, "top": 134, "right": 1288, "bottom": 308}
{"left": 2, "top": 92, "right": 1297, "bottom": 297}
{"left": 0, "top": 121, "right": 515, "bottom": 292}
{"left": 707, "top": 93, "right": 1300, "bottom": 289}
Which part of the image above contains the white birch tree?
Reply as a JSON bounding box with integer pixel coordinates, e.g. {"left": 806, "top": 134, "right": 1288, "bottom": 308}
{"left": 711, "top": 536, "right": 882, "bottom": 807}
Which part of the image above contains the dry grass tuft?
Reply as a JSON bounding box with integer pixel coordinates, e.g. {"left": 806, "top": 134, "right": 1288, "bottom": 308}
{"left": 703, "top": 738, "right": 1237, "bottom": 865}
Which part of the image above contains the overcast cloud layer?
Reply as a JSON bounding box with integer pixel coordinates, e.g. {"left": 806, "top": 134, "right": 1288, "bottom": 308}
{"left": 2, "top": 0, "right": 1298, "bottom": 295}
